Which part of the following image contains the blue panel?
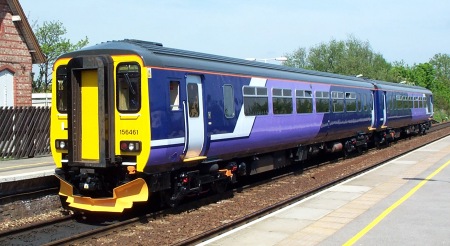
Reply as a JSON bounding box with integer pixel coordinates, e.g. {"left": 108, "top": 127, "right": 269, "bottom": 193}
{"left": 203, "top": 74, "right": 251, "bottom": 135}
{"left": 149, "top": 69, "right": 186, "bottom": 140}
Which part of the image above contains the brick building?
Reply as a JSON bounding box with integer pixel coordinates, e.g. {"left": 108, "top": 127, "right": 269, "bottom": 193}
{"left": 0, "top": 0, "right": 45, "bottom": 106}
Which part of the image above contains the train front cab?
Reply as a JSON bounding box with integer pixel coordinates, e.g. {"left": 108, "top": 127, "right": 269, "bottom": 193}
{"left": 51, "top": 54, "right": 151, "bottom": 212}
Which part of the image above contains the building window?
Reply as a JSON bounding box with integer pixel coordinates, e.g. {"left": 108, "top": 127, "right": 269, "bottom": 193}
{"left": 223, "top": 84, "right": 235, "bottom": 118}
{"left": 116, "top": 63, "right": 141, "bottom": 112}
{"left": 315, "top": 91, "right": 330, "bottom": 113}
{"left": 345, "top": 92, "right": 357, "bottom": 112}
{"left": 331, "top": 91, "right": 344, "bottom": 113}
{"left": 296, "top": 90, "right": 313, "bottom": 114}
{"left": 243, "top": 86, "right": 268, "bottom": 116}
{"left": 272, "top": 88, "right": 292, "bottom": 114}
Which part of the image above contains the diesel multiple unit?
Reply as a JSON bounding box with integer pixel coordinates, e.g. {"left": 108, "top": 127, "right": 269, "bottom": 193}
{"left": 50, "top": 40, "right": 433, "bottom": 212}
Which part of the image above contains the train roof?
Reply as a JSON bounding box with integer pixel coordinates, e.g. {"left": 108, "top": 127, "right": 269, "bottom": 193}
{"left": 372, "top": 80, "right": 432, "bottom": 94}
{"left": 61, "top": 39, "right": 429, "bottom": 93}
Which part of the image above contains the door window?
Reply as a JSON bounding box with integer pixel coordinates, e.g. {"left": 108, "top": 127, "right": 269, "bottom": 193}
{"left": 223, "top": 84, "right": 235, "bottom": 118}
{"left": 187, "top": 83, "right": 199, "bottom": 118}
{"left": 170, "top": 81, "right": 180, "bottom": 110}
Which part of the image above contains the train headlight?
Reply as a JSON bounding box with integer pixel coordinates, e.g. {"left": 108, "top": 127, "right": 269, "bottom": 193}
{"left": 55, "top": 139, "right": 68, "bottom": 150}
{"left": 120, "top": 141, "right": 141, "bottom": 152}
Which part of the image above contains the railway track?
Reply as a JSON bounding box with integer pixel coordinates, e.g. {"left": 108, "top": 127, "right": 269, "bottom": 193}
{"left": 1, "top": 122, "right": 449, "bottom": 245}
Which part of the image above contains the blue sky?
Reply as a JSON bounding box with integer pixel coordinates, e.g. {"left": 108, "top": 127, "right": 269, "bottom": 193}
{"left": 20, "top": 0, "right": 450, "bottom": 65}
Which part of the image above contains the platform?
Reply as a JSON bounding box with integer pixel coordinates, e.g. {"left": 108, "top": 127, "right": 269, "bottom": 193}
{"left": 0, "top": 156, "right": 56, "bottom": 197}
{"left": 199, "top": 135, "right": 450, "bottom": 245}
{"left": 0, "top": 156, "right": 54, "bottom": 183}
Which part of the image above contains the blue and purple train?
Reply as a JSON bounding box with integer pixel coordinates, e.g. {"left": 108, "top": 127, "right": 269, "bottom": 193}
{"left": 50, "top": 39, "right": 433, "bottom": 212}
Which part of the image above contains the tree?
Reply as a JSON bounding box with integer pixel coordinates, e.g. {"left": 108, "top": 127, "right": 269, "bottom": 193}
{"left": 430, "top": 53, "right": 450, "bottom": 81}
{"left": 33, "top": 21, "right": 88, "bottom": 92}
{"left": 283, "top": 36, "right": 391, "bottom": 81}
{"left": 429, "top": 54, "right": 450, "bottom": 112}
{"left": 283, "top": 47, "right": 308, "bottom": 69}
{"left": 388, "top": 61, "right": 411, "bottom": 83}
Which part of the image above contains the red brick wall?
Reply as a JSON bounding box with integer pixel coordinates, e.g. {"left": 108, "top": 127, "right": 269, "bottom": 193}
{"left": 0, "top": 0, "right": 33, "bottom": 106}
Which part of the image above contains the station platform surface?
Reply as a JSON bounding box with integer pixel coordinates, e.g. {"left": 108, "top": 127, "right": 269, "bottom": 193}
{"left": 0, "top": 156, "right": 54, "bottom": 183}
{"left": 200, "top": 135, "right": 450, "bottom": 246}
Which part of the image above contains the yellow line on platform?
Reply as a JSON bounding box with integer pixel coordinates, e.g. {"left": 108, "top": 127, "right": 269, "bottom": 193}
{"left": 343, "top": 159, "right": 450, "bottom": 246}
{"left": 0, "top": 162, "right": 53, "bottom": 171}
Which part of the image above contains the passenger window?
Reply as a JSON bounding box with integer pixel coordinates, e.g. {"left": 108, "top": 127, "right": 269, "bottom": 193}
{"left": 402, "top": 96, "right": 407, "bottom": 109}
{"left": 56, "top": 66, "right": 68, "bottom": 113}
{"left": 296, "top": 90, "right": 313, "bottom": 114}
{"left": 345, "top": 92, "right": 357, "bottom": 112}
{"left": 315, "top": 91, "right": 330, "bottom": 113}
{"left": 187, "top": 83, "right": 200, "bottom": 118}
{"left": 396, "top": 95, "right": 402, "bottom": 109}
{"left": 273, "top": 88, "right": 292, "bottom": 114}
{"left": 223, "top": 84, "right": 235, "bottom": 118}
{"left": 331, "top": 91, "right": 344, "bottom": 113}
{"left": 357, "top": 93, "right": 362, "bottom": 112}
{"left": 117, "top": 63, "right": 140, "bottom": 112}
{"left": 170, "top": 81, "right": 180, "bottom": 110}
{"left": 243, "top": 86, "right": 268, "bottom": 116}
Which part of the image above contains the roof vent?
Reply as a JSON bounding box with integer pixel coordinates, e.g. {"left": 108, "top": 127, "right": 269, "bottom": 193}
{"left": 124, "top": 39, "right": 163, "bottom": 47}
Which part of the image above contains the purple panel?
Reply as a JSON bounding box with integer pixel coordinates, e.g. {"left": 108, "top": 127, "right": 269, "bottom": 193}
{"left": 148, "top": 145, "right": 184, "bottom": 166}
{"left": 207, "top": 78, "right": 332, "bottom": 157}
{"left": 411, "top": 108, "right": 430, "bottom": 122}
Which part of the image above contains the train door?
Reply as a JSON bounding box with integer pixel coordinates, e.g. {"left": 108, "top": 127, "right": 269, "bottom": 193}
{"left": 369, "top": 91, "right": 376, "bottom": 129}
{"left": 66, "top": 56, "right": 116, "bottom": 167}
{"left": 381, "top": 91, "right": 387, "bottom": 128}
{"left": 183, "top": 75, "right": 206, "bottom": 161}
{"left": 426, "top": 94, "right": 433, "bottom": 115}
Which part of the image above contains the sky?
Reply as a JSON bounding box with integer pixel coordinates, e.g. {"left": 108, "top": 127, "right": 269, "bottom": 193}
{"left": 20, "top": 0, "right": 450, "bottom": 65}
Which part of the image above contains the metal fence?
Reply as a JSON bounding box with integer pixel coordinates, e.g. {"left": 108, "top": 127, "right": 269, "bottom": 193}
{"left": 0, "top": 106, "right": 51, "bottom": 159}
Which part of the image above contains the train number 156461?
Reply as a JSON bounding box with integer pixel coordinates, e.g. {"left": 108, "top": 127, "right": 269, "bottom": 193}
{"left": 119, "top": 129, "right": 139, "bottom": 135}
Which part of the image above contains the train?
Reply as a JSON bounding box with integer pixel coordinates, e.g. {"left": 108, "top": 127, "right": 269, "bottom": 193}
{"left": 50, "top": 39, "right": 433, "bottom": 212}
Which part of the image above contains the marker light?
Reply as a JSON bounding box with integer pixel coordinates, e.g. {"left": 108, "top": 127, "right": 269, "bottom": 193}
{"left": 120, "top": 141, "right": 141, "bottom": 152}
{"left": 55, "top": 139, "right": 68, "bottom": 150}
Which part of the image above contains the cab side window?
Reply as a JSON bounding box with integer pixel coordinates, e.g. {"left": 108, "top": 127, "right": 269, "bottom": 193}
{"left": 117, "top": 63, "right": 141, "bottom": 112}
{"left": 56, "top": 66, "right": 68, "bottom": 113}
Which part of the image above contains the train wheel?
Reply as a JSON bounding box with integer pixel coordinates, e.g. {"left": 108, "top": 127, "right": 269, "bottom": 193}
{"left": 162, "top": 190, "right": 181, "bottom": 208}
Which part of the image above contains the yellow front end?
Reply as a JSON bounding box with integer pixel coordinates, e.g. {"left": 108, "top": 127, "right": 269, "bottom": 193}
{"left": 51, "top": 54, "right": 151, "bottom": 212}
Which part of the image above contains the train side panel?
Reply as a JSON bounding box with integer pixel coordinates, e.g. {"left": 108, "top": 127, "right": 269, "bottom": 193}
{"left": 145, "top": 68, "right": 376, "bottom": 173}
